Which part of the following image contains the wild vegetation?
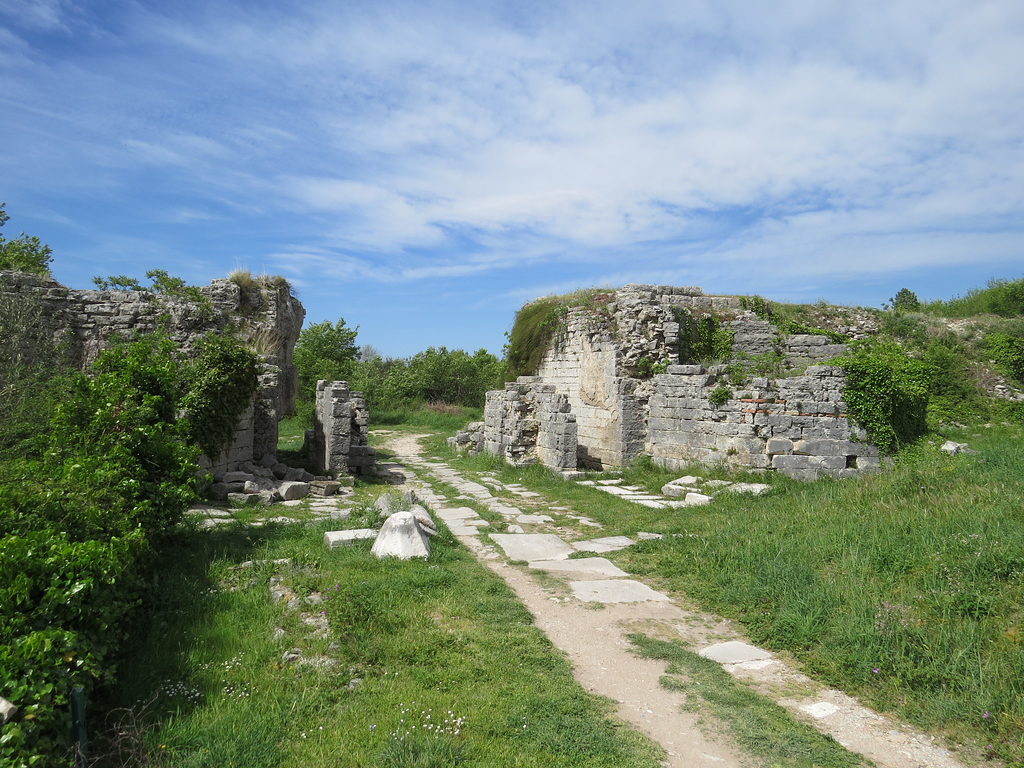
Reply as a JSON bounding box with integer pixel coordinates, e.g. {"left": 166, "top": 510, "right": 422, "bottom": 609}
{"left": 291, "top": 317, "right": 505, "bottom": 424}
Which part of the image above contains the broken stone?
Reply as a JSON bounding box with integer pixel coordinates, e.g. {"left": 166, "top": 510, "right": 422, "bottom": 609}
{"left": 324, "top": 529, "right": 377, "bottom": 548}
{"left": 409, "top": 504, "right": 438, "bottom": 536}
{"left": 278, "top": 481, "right": 310, "bottom": 501}
{"left": 371, "top": 511, "right": 430, "bottom": 560}
{"left": 0, "top": 696, "right": 17, "bottom": 724}
{"left": 309, "top": 480, "right": 341, "bottom": 496}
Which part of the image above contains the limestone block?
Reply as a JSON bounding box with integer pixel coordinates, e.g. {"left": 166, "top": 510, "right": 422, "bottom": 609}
{"left": 766, "top": 438, "right": 793, "bottom": 455}
{"left": 684, "top": 492, "right": 713, "bottom": 505}
{"left": 324, "top": 529, "right": 377, "bottom": 548}
{"left": 279, "top": 481, "right": 310, "bottom": 501}
{"left": 371, "top": 511, "right": 430, "bottom": 559}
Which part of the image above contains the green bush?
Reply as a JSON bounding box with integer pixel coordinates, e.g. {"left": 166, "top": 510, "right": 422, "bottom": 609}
{"left": 0, "top": 204, "right": 52, "bottom": 276}
{"left": 833, "top": 342, "right": 930, "bottom": 453}
{"left": 0, "top": 329, "right": 258, "bottom": 766}
{"left": 985, "top": 331, "right": 1024, "bottom": 381}
{"left": 676, "top": 309, "right": 734, "bottom": 364}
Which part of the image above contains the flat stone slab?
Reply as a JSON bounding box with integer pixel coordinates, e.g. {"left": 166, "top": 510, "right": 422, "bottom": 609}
{"left": 324, "top": 529, "right": 377, "bottom": 549}
{"left": 699, "top": 641, "right": 773, "bottom": 664}
{"left": 435, "top": 507, "right": 480, "bottom": 521}
{"left": 529, "top": 557, "right": 628, "bottom": 579}
{"left": 570, "top": 579, "right": 670, "bottom": 603}
{"left": 490, "top": 533, "right": 573, "bottom": 562}
{"left": 572, "top": 536, "right": 636, "bottom": 553}
{"left": 516, "top": 514, "right": 554, "bottom": 524}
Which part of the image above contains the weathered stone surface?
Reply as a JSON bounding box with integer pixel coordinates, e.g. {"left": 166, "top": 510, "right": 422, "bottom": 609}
{"left": 278, "top": 481, "right": 310, "bottom": 501}
{"left": 529, "top": 557, "right": 628, "bottom": 579}
{"left": 1, "top": 696, "right": 18, "bottom": 724}
{"left": 324, "top": 529, "right": 377, "bottom": 548}
{"left": 371, "top": 511, "right": 430, "bottom": 560}
{"left": 569, "top": 579, "right": 671, "bottom": 604}
{"left": 573, "top": 536, "right": 636, "bottom": 554}
{"left": 490, "top": 533, "right": 574, "bottom": 562}
{"left": 309, "top": 480, "right": 341, "bottom": 496}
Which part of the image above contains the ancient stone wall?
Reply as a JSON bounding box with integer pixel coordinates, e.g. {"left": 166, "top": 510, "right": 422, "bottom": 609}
{"left": 648, "top": 364, "right": 880, "bottom": 480}
{"left": 0, "top": 270, "right": 304, "bottom": 472}
{"left": 485, "top": 283, "right": 880, "bottom": 480}
{"left": 483, "top": 378, "right": 577, "bottom": 470}
{"left": 309, "top": 380, "right": 376, "bottom": 477}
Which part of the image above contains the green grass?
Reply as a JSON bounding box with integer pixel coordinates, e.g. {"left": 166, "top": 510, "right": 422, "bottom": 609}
{"left": 443, "top": 425, "right": 1024, "bottom": 764}
{"left": 97, "top": 517, "right": 664, "bottom": 767}
{"left": 628, "top": 634, "right": 866, "bottom": 768}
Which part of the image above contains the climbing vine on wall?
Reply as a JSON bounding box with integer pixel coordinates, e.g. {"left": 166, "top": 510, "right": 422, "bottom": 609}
{"left": 675, "top": 309, "right": 734, "bottom": 365}
{"left": 180, "top": 333, "right": 260, "bottom": 460}
{"left": 832, "top": 341, "right": 929, "bottom": 454}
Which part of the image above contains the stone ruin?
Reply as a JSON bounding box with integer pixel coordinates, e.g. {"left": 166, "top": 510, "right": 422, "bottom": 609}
{"left": 477, "top": 284, "right": 881, "bottom": 481}
{"left": 306, "top": 380, "right": 377, "bottom": 477}
{"left": 0, "top": 269, "right": 303, "bottom": 474}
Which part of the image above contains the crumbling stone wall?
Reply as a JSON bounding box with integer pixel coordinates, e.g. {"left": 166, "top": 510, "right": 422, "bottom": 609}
{"left": 0, "top": 270, "right": 304, "bottom": 473}
{"left": 309, "top": 380, "right": 376, "bottom": 477}
{"left": 648, "top": 364, "right": 880, "bottom": 480}
{"left": 485, "top": 283, "right": 880, "bottom": 480}
{"left": 483, "top": 378, "right": 577, "bottom": 470}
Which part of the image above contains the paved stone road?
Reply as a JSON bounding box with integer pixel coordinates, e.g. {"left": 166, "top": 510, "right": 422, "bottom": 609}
{"left": 379, "top": 434, "right": 970, "bottom": 768}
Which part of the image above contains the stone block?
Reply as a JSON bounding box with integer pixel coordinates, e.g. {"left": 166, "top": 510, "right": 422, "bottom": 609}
{"left": 279, "top": 481, "right": 310, "bottom": 500}
{"left": 324, "top": 529, "right": 377, "bottom": 548}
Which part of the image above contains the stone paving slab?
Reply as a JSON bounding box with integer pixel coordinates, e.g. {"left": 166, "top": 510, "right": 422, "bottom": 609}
{"left": 491, "top": 533, "right": 574, "bottom": 561}
{"left": 435, "top": 507, "right": 480, "bottom": 520}
{"left": 699, "top": 641, "right": 773, "bottom": 664}
{"left": 517, "top": 514, "right": 554, "bottom": 523}
{"left": 529, "top": 557, "right": 628, "bottom": 579}
{"left": 569, "top": 579, "right": 671, "bottom": 603}
{"left": 572, "top": 535, "right": 636, "bottom": 553}
{"left": 324, "top": 529, "right": 377, "bottom": 549}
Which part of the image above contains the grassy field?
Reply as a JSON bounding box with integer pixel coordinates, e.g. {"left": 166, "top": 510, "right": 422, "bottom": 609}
{"left": 98, "top": 488, "right": 663, "bottom": 767}
{"left": 445, "top": 423, "right": 1024, "bottom": 765}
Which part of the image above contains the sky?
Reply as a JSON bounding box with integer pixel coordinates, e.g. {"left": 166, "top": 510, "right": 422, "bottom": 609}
{"left": 2, "top": 0, "right": 1022, "bottom": 357}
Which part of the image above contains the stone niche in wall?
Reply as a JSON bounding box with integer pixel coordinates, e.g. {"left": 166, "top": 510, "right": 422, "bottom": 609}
{"left": 483, "top": 283, "right": 881, "bottom": 480}
{"left": 0, "top": 270, "right": 305, "bottom": 474}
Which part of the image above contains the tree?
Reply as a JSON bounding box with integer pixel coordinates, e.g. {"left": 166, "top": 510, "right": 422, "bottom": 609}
{"left": 0, "top": 203, "right": 53, "bottom": 276}
{"left": 888, "top": 288, "right": 920, "bottom": 313}
{"left": 293, "top": 318, "right": 360, "bottom": 404}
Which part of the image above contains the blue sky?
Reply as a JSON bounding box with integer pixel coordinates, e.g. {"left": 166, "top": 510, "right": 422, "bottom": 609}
{"left": 2, "top": 0, "right": 1022, "bottom": 357}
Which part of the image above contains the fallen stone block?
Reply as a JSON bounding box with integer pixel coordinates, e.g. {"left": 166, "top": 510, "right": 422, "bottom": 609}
{"left": 279, "top": 481, "right": 310, "bottom": 501}
{"left": 371, "top": 511, "right": 430, "bottom": 560}
{"left": 228, "top": 492, "right": 260, "bottom": 507}
{"left": 324, "top": 529, "right": 377, "bottom": 548}
{"left": 684, "top": 492, "right": 713, "bottom": 506}
{"left": 309, "top": 480, "right": 341, "bottom": 496}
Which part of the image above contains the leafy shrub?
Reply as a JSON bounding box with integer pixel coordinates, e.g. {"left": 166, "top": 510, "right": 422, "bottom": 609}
{"left": 0, "top": 203, "right": 52, "bottom": 276}
{"left": 0, "top": 328, "right": 257, "bottom": 766}
{"left": 708, "top": 385, "right": 732, "bottom": 406}
{"left": 181, "top": 333, "right": 260, "bottom": 460}
{"left": 927, "top": 276, "right": 1024, "bottom": 318}
{"left": 985, "top": 331, "right": 1024, "bottom": 381}
{"left": 889, "top": 288, "right": 921, "bottom": 312}
{"left": 676, "top": 309, "right": 734, "bottom": 364}
{"left": 833, "top": 341, "right": 930, "bottom": 453}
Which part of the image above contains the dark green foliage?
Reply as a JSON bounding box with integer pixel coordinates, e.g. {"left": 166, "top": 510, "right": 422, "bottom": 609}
{"left": 889, "top": 288, "right": 921, "bottom": 312}
{"left": 181, "top": 333, "right": 260, "bottom": 460}
{"left": 0, "top": 287, "right": 70, "bottom": 451}
{"left": 0, "top": 327, "right": 261, "bottom": 766}
{"left": 833, "top": 341, "right": 929, "bottom": 453}
{"left": 92, "top": 275, "right": 145, "bottom": 291}
{"left": 0, "top": 203, "right": 53, "bottom": 276}
{"left": 708, "top": 385, "right": 732, "bottom": 406}
{"left": 505, "top": 296, "right": 566, "bottom": 379}
{"left": 293, "top": 318, "right": 360, "bottom": 401}
{"left": 739, "top": 294, "right": 773, "bottom": 320}
{"left": 675, "top": 309, "right": 734, "bottom": 364}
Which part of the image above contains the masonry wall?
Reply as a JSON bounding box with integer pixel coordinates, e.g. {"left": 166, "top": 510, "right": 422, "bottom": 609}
{"left": 485, "top": 283, "right": 881, "bottom": 480}
{"left": 484, "top": 378, "right": 577, "bottom": 470}
{"left": 310, "top": 380, "right": 376, "bottom": 477}
{"left": 0, "top": 270, "right": 304, "bottom": 472}
{"left": 648, "top": 364, "right": 880, "bottom": 480}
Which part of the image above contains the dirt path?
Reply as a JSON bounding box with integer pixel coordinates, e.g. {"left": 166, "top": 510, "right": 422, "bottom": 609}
{"left": 377, "top": 432, "right": 971, "bottom": 768}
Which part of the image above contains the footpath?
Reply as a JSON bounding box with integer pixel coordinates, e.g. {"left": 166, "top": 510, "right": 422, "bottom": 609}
{"left": 378, "top": 432, "right": 968, "bottom": 768}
